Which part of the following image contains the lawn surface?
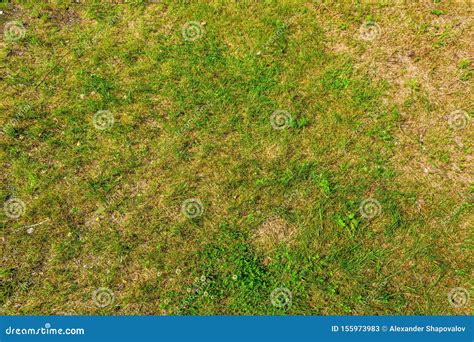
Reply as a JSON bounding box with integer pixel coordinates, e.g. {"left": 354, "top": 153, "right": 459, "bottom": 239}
{"left": 1, "top": 0, "right": 473, "bottom": 315}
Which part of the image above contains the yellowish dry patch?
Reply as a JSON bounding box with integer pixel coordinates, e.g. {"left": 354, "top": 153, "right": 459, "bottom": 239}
{"left": 253, "top": 216, "right": 297, "bottom": 252}
{"left": 312, "top": 1, "right": 473, "bottom": 194}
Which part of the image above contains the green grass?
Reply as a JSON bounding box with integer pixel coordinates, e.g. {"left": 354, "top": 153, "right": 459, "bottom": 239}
{"left": 1, "top": 1, "right": 472, "bottom": 315}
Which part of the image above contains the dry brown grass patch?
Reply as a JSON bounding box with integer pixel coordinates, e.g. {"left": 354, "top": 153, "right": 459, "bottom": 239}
{"left": 253, "top": 216, "right": 298, "bottom": 252}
